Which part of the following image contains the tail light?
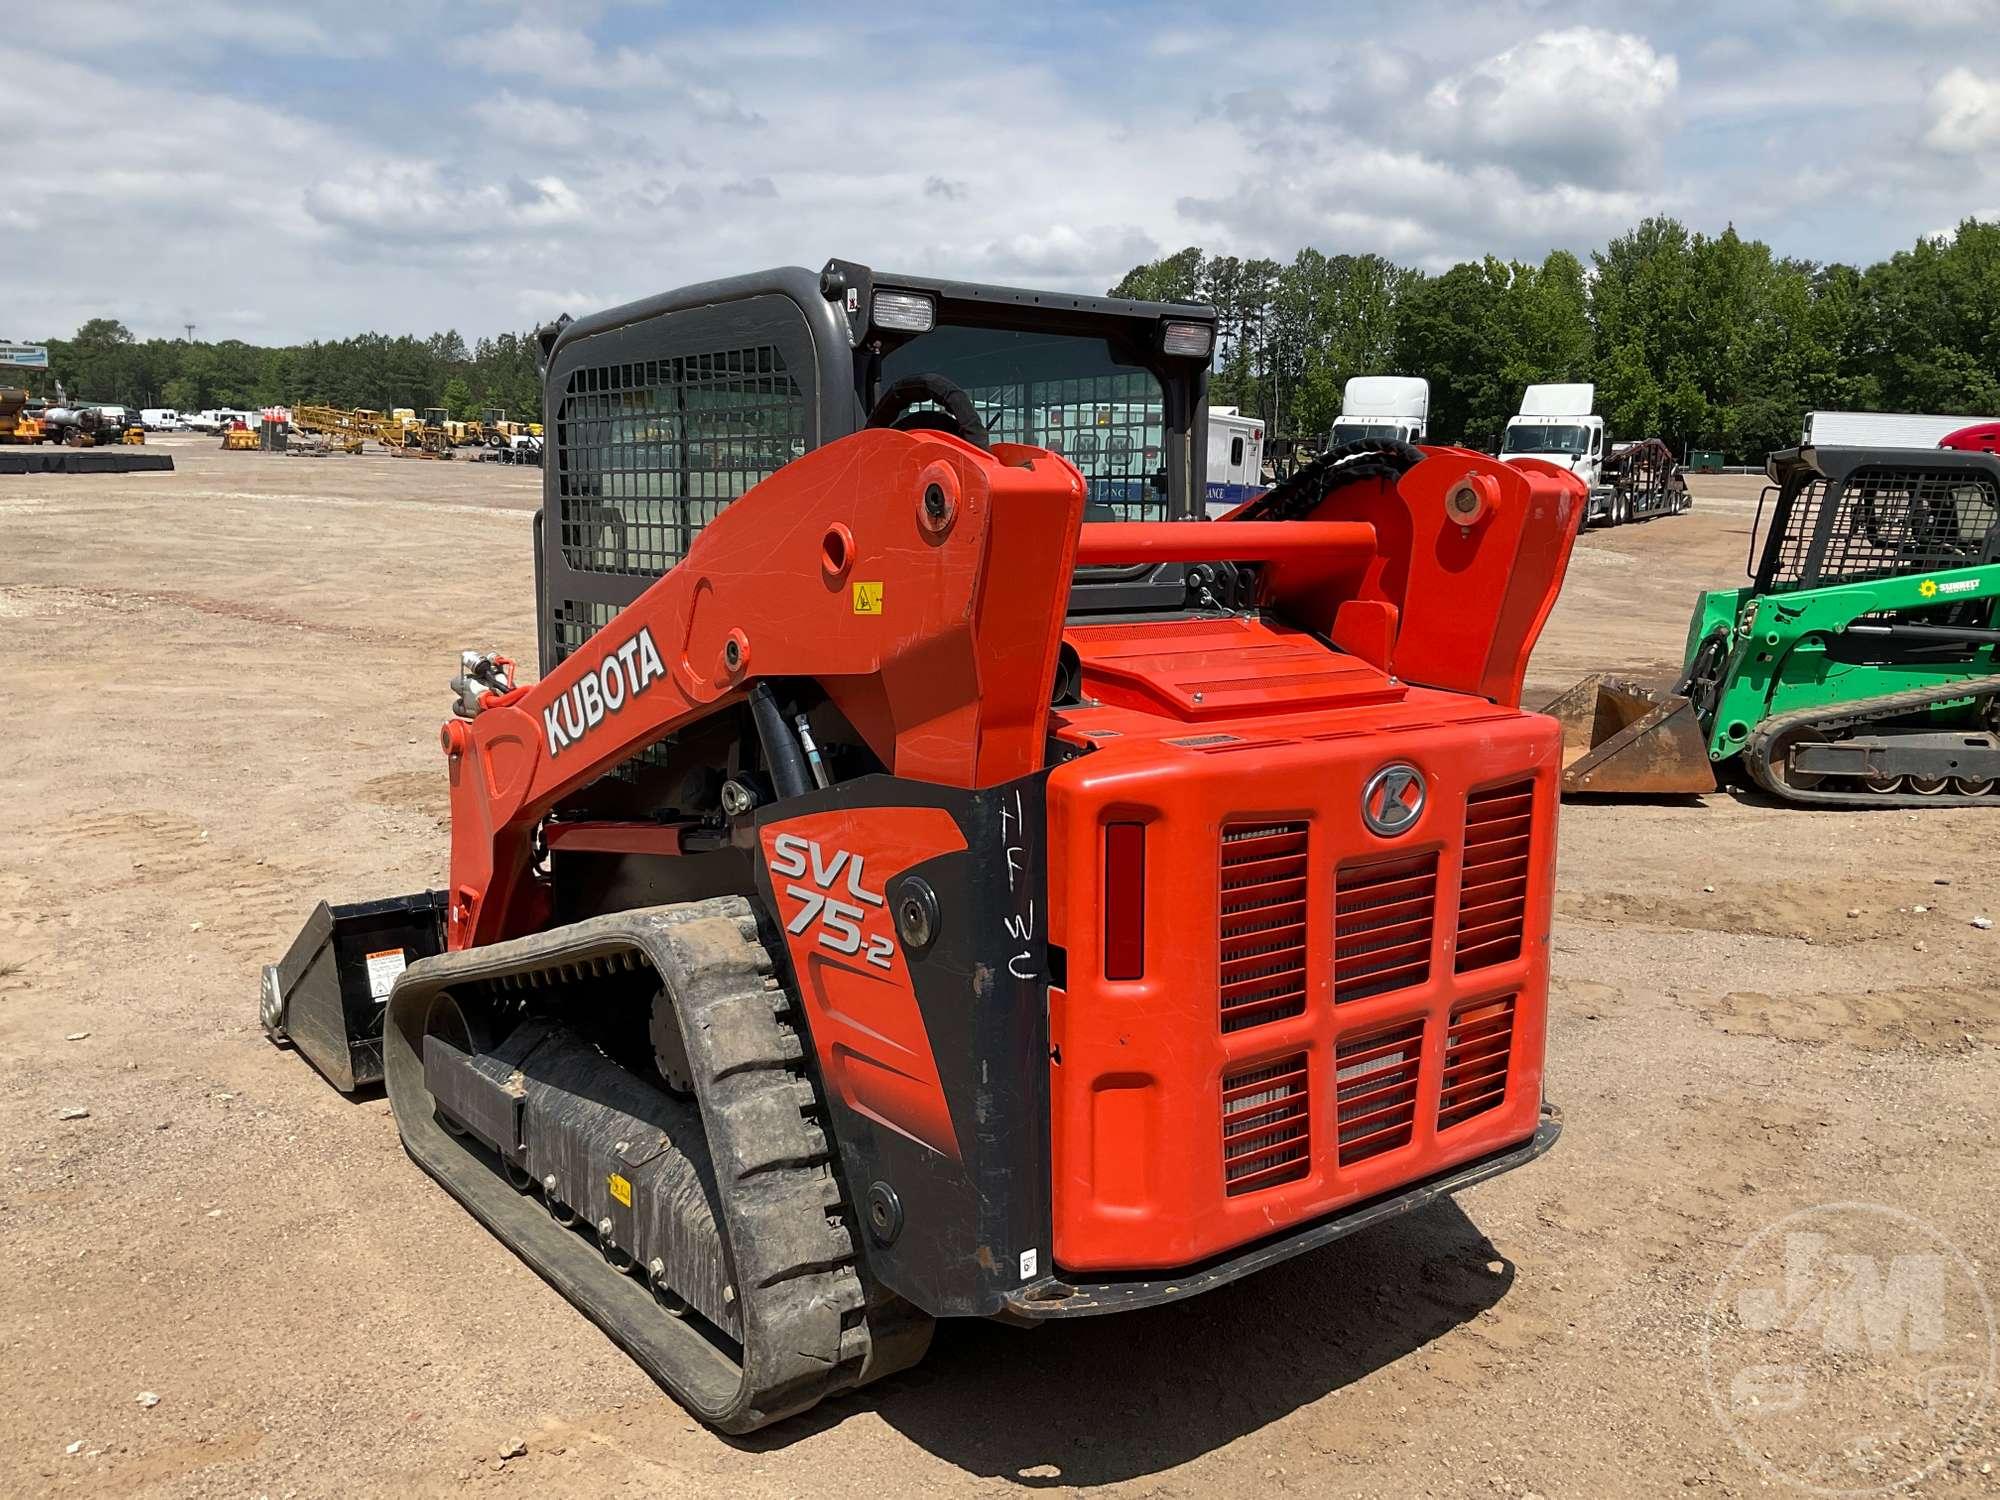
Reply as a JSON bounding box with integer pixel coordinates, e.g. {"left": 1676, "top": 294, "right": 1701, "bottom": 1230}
{"left": 1103, "top": 822, "right": 1146, "bottom": 979}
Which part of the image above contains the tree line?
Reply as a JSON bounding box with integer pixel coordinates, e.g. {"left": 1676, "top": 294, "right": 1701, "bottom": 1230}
{"left": 15, "top": 321, "right": 545, "bottom": 424}
{"left": 1112, "top": 216, "right": 2000, "bottom": 460}
{"left": 19, "top": 213, "right": 1998, "bottom": 460}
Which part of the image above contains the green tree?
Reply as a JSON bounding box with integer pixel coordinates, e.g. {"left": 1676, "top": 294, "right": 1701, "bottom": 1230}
{"left": 1108, "top": 247, "right": 1206, "bottom": 304}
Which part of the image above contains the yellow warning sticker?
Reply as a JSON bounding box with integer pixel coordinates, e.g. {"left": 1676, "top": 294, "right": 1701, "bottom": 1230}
{"left": 607, "top": 1172, "right": 632, "bottom": 1207}
{"left": 852, "top": 581, "right": 884, "bottom": 615}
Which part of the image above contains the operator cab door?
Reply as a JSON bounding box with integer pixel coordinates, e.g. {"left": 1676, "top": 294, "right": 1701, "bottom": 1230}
{"left": 536, "top": 272, "right": 847, "bottom": 675}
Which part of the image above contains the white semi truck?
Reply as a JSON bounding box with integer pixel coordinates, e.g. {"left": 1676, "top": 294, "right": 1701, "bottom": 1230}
{"left": 1499, "top": 382, "right": 1688, "bottom": 526}
{"left": 1329, "top": 376, "right": 1429, "bottom": 445}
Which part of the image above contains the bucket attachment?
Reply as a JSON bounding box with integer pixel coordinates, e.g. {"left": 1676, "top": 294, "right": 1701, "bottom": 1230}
{"left": 260, "top": 891, "right": 448, "bottom": 1091}
{"left": 1540, "top": 675, "right": 1717, "bottom": 795}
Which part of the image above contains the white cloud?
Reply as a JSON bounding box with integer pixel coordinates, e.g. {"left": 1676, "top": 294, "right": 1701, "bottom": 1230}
{"left": 303, "top": 166, "right": 585, "bottom": 237}
{"left": 1829, "top": 0, "right": 2000, "bottom": 28}
{"left": 1923, "top": 67, "right": 2000, "bottom": 154}
{"left": 30, "top": 0, "right": 395, "bottom": 59}
{"left": 960, "top": 225, "right": 1161, "bottom": 281}
{"left": 469, "top": 91, "right": 593, "bottom": 148}
{"left": 2, "top": 5, "right": 1989, "bottom": 345}
{"left": 446, "top": 20, "right": 593, "bottom": 82}
{"left": 516, "top": 288, "right": 602, "bottom": 319}
{"left": 1419, "top": 28, "right": 1679, "bottom": 187}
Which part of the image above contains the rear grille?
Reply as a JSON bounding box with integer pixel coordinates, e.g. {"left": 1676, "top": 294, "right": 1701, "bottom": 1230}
{"left": 1336, "top": 1020, "right": 1423, "bottom": 1165}
{"left": 1438, "top": 994, "right": 1515, "bottom": 1131}
{"left": 1222, "top": 1054, "right": 1310, "bottom": 1195}
{"left": 1334, "top": 853, "right": 1437, "bottom": 1001}
{"left": 1456, "top": 782, "right": 1533, "bottom": 972}
{"left": 1219, "top": 822, "right": 1309, "bottom": 1032}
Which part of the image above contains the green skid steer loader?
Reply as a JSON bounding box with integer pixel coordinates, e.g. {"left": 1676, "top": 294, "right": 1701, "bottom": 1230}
{"left": 1548, "top": 444, "right": 2000, "bottom": 806}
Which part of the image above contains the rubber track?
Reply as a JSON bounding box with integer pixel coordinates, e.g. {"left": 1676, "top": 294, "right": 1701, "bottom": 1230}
{"left": 1744, "top": 674, "right": 2000, "bottom": 807}
{"left": 382, "top": 897, "right": 931, "bottom": 1433}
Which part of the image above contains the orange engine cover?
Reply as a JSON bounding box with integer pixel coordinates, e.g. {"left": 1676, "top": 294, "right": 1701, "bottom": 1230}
{"left": 1044, "top": 684, "right": 1559, "bottom": 1272}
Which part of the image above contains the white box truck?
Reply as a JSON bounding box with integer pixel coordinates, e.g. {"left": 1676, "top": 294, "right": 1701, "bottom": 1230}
{"left": 1802, "top": 410, "right": 2000, "bottom": 449}
{"left": 1205, "top": 406, "right": 1265, "bottom": 516}
{"left": 1330, "top": 376, "right": 1429, "bottom": 445}
{"left": 1500, "top": 383, "right": 1687, "bottom": 525}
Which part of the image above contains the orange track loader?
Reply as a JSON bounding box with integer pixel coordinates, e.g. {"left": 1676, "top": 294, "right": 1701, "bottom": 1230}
{"left": 263, "top": 261, "right": 1586, "bottom": 1431}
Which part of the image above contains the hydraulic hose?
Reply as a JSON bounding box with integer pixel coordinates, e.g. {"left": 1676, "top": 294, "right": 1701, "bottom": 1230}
{"left": 747, "top": 683, "right": 812, "bottom": 800}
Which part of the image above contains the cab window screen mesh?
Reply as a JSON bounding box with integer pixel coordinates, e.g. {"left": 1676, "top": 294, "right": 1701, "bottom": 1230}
{"left": 1765, "top": 478, "right": 1828, "bottom": 590}
{"left": 880, "top": 327, "right": 1168, "bottom": 521}
{"left": 556, "top": 347, "right": 806, "bottom": 576}
{"left": 1814, "top": 467, "right": 2000, "bottom": 586}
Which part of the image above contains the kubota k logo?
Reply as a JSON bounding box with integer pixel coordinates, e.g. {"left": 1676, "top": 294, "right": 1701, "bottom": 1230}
{"left": 1362, "top": 763, "right": 1426, "bottom": 837}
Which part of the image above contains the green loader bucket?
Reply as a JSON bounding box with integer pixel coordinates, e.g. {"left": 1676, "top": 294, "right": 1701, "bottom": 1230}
{"left": 1540, "top": 674, "right": 1717, "bottom": 795}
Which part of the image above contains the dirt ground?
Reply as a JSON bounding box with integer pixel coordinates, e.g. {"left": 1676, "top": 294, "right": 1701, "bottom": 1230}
{"left": 2, "top": 437, "right": 1995, "bottom": 1498}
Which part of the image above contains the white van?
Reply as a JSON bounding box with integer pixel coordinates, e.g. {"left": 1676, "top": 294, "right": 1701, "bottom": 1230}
{"left": 1204, "top": 407, "right": 1265, "bottom": 516}
{"left": 141, "top": 408, "right": 181, "bottom": 431}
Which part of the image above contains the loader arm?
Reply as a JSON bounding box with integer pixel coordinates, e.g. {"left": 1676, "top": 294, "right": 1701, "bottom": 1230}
{"left": 445, "top": 428, "right": 1087, "bottom": 949}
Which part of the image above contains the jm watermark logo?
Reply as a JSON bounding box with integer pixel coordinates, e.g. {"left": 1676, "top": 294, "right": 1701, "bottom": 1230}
{"left": 1702, "top": 1203, "right": 1995, "bottom": 1495}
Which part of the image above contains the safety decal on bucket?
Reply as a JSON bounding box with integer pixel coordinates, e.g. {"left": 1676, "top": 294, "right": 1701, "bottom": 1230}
{"left": 607, "top": 1173, "right": 633, "bottom": 1208}
{"left": 851, "top": 581, "right": 884, "bottom": 615}
{"left": 364, "top": 947, "right": 408, "bottom": 1002}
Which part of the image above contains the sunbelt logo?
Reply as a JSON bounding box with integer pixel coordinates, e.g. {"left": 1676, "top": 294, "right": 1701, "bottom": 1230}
{"left": 544, "top": 625, "right": 667, "bottom": 757}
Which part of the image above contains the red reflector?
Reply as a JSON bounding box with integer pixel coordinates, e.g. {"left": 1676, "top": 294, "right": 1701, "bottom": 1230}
{"left": 1104, "top": 822, "right": 1146, "bottom": 980}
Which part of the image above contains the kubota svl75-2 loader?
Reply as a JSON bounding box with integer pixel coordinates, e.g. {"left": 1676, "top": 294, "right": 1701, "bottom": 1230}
{"left": 262, "top": 261, "right": 1585, "bottom": 1432}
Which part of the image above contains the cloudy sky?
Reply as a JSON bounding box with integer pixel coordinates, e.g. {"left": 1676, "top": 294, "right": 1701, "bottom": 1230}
{"left": 7, "top": 0, "right": 1998, "bottom": 344}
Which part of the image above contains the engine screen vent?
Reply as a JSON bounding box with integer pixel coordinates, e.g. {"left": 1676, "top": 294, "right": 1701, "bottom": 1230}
{"left": 1336, "top": 1020, "right": 1424, "bottom": 1165}
{"left": 1222, "top": 1053, "right": 1310, "bottom": 1195}
{"left": 1438, "top": 994, "right": 1516, "bottom": 1132}
{"left": 1219, "top": 822, "right": 1309, "bottom": 1032}
{"left": 1334, "top": 853, "right": 1437, "bottom": 1002}
{"left": 1456, "top": 782, "right": 1533, "bottom": 973}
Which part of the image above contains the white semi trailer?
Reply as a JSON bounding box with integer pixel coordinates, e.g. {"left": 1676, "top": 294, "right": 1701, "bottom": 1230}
{"left": 1803, "top": 410, "right": 2000, "bottom": 449}
{"left": 1330, "top": 376, "right": 1429, "bottom": 445}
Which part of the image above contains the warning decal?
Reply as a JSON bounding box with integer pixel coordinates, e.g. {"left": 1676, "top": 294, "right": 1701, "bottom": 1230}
{"left": 364, "top": 947, "right": 408, "bottom": 1002}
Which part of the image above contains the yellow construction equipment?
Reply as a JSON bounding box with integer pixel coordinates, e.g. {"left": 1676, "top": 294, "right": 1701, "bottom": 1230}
{"left": 0, "top": 389, "right": 46, "bottom": 445}
{"left": 293, "top": 404, "right": 370, "bottom": 454}
{"left": 222, "top": 425, "right": 260, "bottom": 451}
